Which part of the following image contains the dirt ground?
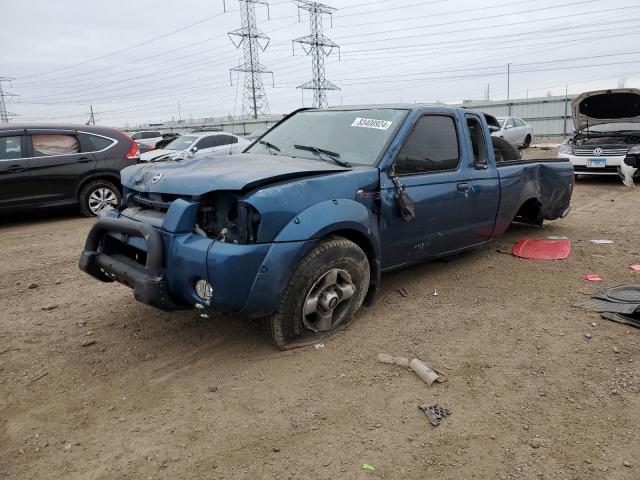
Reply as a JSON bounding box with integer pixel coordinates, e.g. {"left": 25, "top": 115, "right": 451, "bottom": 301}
{"left": 1, "top": 153, "right": 639, "bottom": 479}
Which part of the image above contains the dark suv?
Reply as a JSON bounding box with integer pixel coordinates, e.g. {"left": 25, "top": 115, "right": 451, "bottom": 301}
{"left": 0, "top": 125, "right": 139, "bottom": 217}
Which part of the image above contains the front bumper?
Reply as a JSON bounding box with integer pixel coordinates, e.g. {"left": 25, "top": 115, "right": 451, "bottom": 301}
{"left": 78, "top": 207, "right": 314, "bottom": 316}
{"left": 559, "top": 153, "right": 624, "bottom": 175}
{"left": 79, "top": 217, "right": 184, "bottom": 311}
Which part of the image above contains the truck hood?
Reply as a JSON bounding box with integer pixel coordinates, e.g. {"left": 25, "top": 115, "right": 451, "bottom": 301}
{"left": 121, "top": 153, "right": 352, "bottom": 196}
{"left": 572, "top": 88, "right": 640, "bottom": 131}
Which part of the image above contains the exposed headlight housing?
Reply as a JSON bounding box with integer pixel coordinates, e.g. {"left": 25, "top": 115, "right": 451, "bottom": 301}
{"left": 558, "top": 143, "right": 573, "bottom": 155}
{"left": 627, "top": 145, "right": 640, "bottom": 156}
{"left": 195, "top": 279, "right": 213, "bottom": 302}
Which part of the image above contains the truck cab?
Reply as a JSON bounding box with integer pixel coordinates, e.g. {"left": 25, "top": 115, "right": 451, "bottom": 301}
{"left": 80, "top": 105, "right": 573, "bottom": 349}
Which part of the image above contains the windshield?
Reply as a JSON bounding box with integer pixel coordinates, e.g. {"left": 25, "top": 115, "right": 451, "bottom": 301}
{"left": 245, "top": 109, "right": 408, "bottom": 166}
{"left": 582, "top": 123, "right": 640, "bottom": 134}
{"left": 165, "top": 135, "right": 198, "bottom": 150}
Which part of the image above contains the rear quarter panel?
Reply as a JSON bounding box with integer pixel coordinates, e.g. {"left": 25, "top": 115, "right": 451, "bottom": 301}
{"left": 494, "top": 160, "right": 573, "bottom": 236}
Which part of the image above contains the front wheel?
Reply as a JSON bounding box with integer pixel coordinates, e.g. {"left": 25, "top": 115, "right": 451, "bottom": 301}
{"left": 523, "top": 135, "right": 532, "bottom": 149}
{"left": 266, "top": 237, "right": 370, "bottom": 350}
{"left": 79, "top": 180, "right": 122, "bottom": 217}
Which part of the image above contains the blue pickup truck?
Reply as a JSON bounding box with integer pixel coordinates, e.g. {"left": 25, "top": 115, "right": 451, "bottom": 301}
{"left": 80, "top": 105, "right": 573, "bottom": 348}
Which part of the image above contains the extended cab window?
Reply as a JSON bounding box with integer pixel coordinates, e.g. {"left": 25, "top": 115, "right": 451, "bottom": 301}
{"left": 395, "top": 115, "right": 460, "bottom": 175}
{"left": 0, "top": 136, "right": 23, "bottom": 160}
{"left": 31, "top": 134, "right": 80, "bottom": 157}
{"left": 466, "top": 116, "right": 488, "bottom": 167}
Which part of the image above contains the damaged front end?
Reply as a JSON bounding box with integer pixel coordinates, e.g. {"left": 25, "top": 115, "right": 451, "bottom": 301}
{"left": 194, "top": 192, "right": 262, "bottom": 245}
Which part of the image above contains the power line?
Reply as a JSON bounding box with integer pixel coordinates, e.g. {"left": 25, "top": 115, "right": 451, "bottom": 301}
{"left": 293, "top": 1, "right": 340, "bottom": 108}
{"left": 229, "top": 0, "right": 274, "bottom": 118}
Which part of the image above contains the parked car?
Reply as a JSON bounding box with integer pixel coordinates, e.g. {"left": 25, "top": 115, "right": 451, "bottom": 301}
{"left": 139, "top": 131, "right": 250, "bottom": 162}
{"left": 129, "top": 131, "right": 163, "bottom": 147}
{"left": 557, "top": 88, "right": 640, "bottom": 186}
{"left": 155, "top": 133, "right": 180, "bottom": 150}
{"left": 493, "top": 116, "right": 533, "bottom": 148}
{"left": 79, "top": 105, "right": 573, "bottom": 348}
{"left": 0, "top": 125, "right": 139, "bottom": 216}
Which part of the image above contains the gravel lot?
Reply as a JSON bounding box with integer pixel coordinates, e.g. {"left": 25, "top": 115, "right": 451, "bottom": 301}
{"left": 1, "top": 154, "right": 639, "bottom": 479}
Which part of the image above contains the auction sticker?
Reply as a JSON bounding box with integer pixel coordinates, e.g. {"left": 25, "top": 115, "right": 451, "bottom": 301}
{"left": 351, "top": 117, "right": 393, "bottom": 130}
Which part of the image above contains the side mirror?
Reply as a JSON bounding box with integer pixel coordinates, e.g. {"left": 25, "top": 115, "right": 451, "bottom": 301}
{"left": 505, "top": 124, "right": 512, "bottom": 130}
{"left": 190, "top": 146, "right": 199, "bottom": 154}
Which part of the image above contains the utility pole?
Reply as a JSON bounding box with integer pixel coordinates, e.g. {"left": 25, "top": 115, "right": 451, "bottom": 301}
{"left": 293, "top": 1, "right": 340, "bottom": 108}
{"left": 484, "top": 83, "right": 490, "bottom": 101}
{"left": 228, "top": 0, "right": 273, "bottom": 119}
{"left": 0, "top": 77, "right": 17, "bottom": 124}
{"left": 178, "top": 100, "right": 182, "bottom": 123}
{"left": 88, "top": 105, "right": 96, "bottom": 125}
{"left": 506, "top": 63, "right": 511, "bottom": 115}
{"left": 563, "top": 85, "right": 569, "bottom": 137}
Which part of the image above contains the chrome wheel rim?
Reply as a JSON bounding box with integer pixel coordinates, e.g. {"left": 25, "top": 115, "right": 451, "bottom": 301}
{"left": 88, "top": 188, "right": 118, "bottom": 215}
{"left": 302, "top": 268, "right": 356, "bottom": 333}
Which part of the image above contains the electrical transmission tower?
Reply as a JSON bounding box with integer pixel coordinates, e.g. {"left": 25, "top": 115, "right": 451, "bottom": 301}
{"left": 0, "top": 77, "right": 17, "bottom": 124}
{"left": 228, "top": 0, "right": 273, "bottom": 119}
{"left": 293, "top": 1, "right": 339, "bottom": 108}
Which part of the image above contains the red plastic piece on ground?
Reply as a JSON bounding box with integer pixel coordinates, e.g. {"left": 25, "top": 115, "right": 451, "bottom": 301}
{"left": 512, "top": 239, "right": 571, "bottom": 260}
{"left": 630, "top": 265, "right": 640, "bottom": 271}
{"left": 582, "top": 275, "right": 603, "bottom": 282}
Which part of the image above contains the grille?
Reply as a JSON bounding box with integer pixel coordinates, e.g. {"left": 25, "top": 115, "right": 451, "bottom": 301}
{"left": 128, "top": 191, "right": 187, "bottom": 212}
{"left": 572, "top": 147, "right": 629, "bottom": 157}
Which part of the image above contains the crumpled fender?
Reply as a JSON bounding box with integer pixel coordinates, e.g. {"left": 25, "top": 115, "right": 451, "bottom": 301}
{"left": 239, "top": 200, "right": 382, "bottom": 317}
{"left": 274, "top": 198, "right": 380, "bottom": 245}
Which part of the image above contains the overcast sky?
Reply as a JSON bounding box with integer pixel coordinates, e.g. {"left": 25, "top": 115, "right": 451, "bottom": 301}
{"left": 2, "top": 0, "right": 640, "bottom": 126}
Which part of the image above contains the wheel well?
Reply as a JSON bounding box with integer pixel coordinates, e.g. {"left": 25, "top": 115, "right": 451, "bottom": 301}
{"left": 326, "top": 229, "right": 380, "bottom": 306}
{"left": 76, "top": 174, "right": 121, "bottom": 198}
{"left": 514, "top": 198, "right": 543, "bottom": 225}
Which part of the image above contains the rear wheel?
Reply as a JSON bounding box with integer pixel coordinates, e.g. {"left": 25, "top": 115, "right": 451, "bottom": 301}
{"left": 266, "top": 237, "right": 370, "bottom": 350}
{"left": 79, "top": 180, "right": 121, "bottom": 217}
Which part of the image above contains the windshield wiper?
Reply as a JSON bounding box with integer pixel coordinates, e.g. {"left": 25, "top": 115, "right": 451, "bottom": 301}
{"left": 258, "top": 140, "right": 281, "bottom": 155}
{"left": 293, "top": 144, "right": 351, "bottom": 167}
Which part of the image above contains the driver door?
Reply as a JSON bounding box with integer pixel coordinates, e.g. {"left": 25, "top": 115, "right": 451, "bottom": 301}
{"left": 379, "top": 113, "right": 474, "bottom": 269}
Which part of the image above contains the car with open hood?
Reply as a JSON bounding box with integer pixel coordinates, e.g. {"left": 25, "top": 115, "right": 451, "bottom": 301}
{"left": 79, "top": 105, "right": 573, "bottom": 349}
{"left": 558, "top": 88, "right": 640, "bottom": 186}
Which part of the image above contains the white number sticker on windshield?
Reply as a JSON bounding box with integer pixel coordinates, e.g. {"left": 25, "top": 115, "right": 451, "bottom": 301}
{"left": 351, "top": 118, "right": 393, "bottom": 130}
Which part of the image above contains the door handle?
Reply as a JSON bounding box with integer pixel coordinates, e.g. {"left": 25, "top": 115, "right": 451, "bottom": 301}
{"left": 6, "top": 164, "right": 25, "bottom": 173}
{"left": 76, "top": 157, "right": 92, "bottom": 164}
{"left": 457, "top": 182, "right": 470, "bottom": 192}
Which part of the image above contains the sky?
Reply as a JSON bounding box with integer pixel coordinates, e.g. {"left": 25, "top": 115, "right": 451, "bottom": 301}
{"left": 2, "top": 0, "right": 640, "bottom": 127}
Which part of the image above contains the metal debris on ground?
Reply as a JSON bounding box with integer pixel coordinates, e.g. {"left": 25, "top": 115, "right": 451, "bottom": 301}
{"left": 377, "top": 353, "right": 446, "bottom": 385}
{"left": 630, "top": 265, "right": 640, "bottom": 271}
{"left": 314, "top": 343, "right": 325, "bottom": 349}
{"left": 547, "top": 236, "right": 568, "bottom": 240}
{"left": 419, "top": 404, "right": 451, "bottom": 426}
{"left": 396, "top": 287, "right": 410, "bottom": 298}
{"left": 25, "top": 372, "right": 49, "bottom": 387}
{"left": 590, "top": 239, "right": 615, "bottom": 245}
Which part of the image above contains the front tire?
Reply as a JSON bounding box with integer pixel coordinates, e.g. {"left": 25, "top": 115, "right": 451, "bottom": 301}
{"left": 523, "top": 135, "right": 532, "bottom": 149}
{"left": 79, "top": 180, "right": 121, "bottom": 217}
{"left": 266, "top": 237, "right": 370, "bottom": 350}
